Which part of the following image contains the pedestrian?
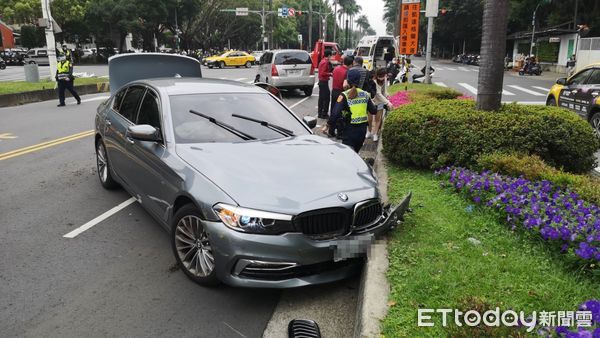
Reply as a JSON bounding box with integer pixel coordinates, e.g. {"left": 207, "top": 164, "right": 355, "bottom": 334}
{"left": 350, "top": 56, "right": 368, "bottom": 88}
{"left": 322, "top": 68, "right": 377, "bottom": 153}
{"left": 327, "top": 55, "right": 354, "bottom": 138}
{"left": 56, "top": 54, "right": 81, "bottom": 107}
{"left": 367, "top": 68, "right": 392, "bottom": 142}
{"left": 317, "top": 50, "right": 333, "bottom": 119}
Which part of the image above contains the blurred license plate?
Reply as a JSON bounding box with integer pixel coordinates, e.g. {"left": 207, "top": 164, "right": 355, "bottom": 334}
{"left": 287, "top": 69, "right": 301, "bottom": 76}
{"left": 330, "top": 234, "right": 373, "bottom": 262}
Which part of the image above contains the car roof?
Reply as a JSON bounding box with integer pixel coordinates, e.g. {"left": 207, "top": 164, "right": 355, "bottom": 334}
{"left": 134, "top": 77, "right": 266, "bottom": 96}
{"left": 271, "top": 49, "right": 310, "bottom": 54}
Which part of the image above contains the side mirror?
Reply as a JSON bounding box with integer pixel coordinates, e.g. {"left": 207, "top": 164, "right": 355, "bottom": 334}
{"left": 303, "top": 116, "right": 317, "bottom": 129}
{"left": 556, "top": 78, "right": 567, "bottom": 85}
{"left": 255, "top": 82, "right": 283, "bottom": 100}
{"left": 127, "top": 125, "right": 161, "bottom": 142}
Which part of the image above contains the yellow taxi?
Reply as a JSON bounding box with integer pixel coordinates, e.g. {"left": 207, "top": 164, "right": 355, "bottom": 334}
{"left": 203, "top": 51, "right": 256, "bottom": 69}
{"left": 547, "top": 63, "right": 600, "bottom": 136}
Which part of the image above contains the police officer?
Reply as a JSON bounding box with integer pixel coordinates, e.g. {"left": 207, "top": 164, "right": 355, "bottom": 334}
{"left": 323, "top": 68, "right": 377, "bottom": 153}
{"left": 56, "top": 54, "right": 81, "bottom": 107}
{"left": 62, "top": 44, "right": 72, "bottom": 62}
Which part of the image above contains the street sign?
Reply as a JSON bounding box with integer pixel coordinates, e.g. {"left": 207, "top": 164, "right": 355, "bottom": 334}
{"left": 288, "top": 8, "right": 296, "bottom": 17}
{"left": 235, "top": 7, "right": 249, "bottom": 16}
{"left": 425, "top": 0, "right": 439, "bottom": 18}
{"left": 549, "top": 37, "right": 561, "bottom": 43}
{"left": 400, "top": 1, "right": 420, "bottom": 55}
{"left": 298, "top": 34, "right": 302, "bottom": 41}
{"left": 279, "top": 6, "right": 288, "bottom": 17}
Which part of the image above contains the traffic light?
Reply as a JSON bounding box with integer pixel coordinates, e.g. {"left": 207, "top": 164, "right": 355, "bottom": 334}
{"left": 440, "top": 8, "right": 448, "bottom": 15}
{"left": 297, "top": 10, "right": 302, "bottom": 16}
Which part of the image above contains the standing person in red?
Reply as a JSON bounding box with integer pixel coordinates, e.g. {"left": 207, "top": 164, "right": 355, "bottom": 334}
{"left": 327, "top": 55, "right": 353, "bottom": 138}
{"left": 317, "top": 50, "right": 332, "bottom": 119}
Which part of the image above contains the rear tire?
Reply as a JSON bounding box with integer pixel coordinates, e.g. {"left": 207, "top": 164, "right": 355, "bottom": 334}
{"left": 0, "top": 64, "right": 5, "bottom": 70}
{"left": 208, "top": 65, "right": 213, "bottom": 69}
{"left": 171, "top": 204, "right": 220, "bottom": 287}
{"left": 95, "top": 139, "right": 119, "bottom": 190}
{"left": 219, "top": 61, "right": 225, "bottom": 69}
{"left": 546, "top": 96, "right": 556, "bottom": 107}
{"left": 303, "top": 87, "right": 313, "bottom": 97}
{"left": 245, "top": 61, "right": 252, "bottom": 68}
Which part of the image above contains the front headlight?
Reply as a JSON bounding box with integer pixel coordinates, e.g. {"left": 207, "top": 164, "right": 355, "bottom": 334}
{"left": 213, "top": 203, "right": 295, "bottom": 234}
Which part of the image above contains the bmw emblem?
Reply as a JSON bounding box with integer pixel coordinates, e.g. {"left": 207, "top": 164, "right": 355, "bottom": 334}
{"left": 338, "top": 193, "right": 348, "bottom": 202}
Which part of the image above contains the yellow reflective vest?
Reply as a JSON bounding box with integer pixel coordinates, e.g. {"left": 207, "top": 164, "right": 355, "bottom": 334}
{"left": 342, "top": 88, "right": 369, "bottom": 124}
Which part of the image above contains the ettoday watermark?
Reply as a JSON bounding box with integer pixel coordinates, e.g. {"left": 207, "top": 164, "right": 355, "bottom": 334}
{"left": 417, "top": 308, "right": 593, "bottom": 332}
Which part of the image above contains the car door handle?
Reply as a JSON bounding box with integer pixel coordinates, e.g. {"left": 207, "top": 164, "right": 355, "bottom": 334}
{"left": 104, "top": 119, "right": 112, "bottom": 126}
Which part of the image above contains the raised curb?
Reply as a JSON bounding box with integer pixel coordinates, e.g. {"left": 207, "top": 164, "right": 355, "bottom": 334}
{"left": 354, "top": 138, "right": 392, "bottom": 338}
{"left": 0, "top": 82, "right": 109, "bottom": 108}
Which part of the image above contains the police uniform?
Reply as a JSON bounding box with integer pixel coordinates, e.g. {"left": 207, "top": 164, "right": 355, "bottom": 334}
{"left": 328, "top": 87, "right": 377, "bottom": 153}
{"left": 56, "top": 58, "right": 81, "bottom": 106}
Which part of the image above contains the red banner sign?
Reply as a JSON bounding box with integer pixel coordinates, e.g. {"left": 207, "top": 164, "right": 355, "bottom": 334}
{"left": 399, "top": 0, "right": 420, "bottom": 55}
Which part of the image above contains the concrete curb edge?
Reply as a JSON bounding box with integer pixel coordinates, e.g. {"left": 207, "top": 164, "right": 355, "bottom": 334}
{"left": 354, "top": 138, "right": 391, "bottom": 338}
{"left": 0, "top": 82, "right": 109, "bottom": 108}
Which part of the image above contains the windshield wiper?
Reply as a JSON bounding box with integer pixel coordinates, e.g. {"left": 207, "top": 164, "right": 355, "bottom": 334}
{"left": 189, "top": 110, "right": 256, "bottom": 141}
{"left": 231, "top": 114, "right": 295, "bottom": 137}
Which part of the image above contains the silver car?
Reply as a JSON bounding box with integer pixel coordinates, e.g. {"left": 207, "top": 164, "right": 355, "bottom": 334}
{"left": 256, "top": 49, "right": 315, "bottom": 97}
{"left": 94, "top": 53, "right": 410, "bottom": 288}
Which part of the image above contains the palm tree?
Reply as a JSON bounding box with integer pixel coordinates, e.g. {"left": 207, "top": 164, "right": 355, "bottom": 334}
{"left": 476, "top": 0, "right": 511, "bottom": 111}
{"left": 355, "top": 14, "right": 369, "bottom": 34}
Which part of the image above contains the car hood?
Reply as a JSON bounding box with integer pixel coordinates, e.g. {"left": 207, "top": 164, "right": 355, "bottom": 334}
{"left": 175, "top": 135, "right": 378, "bottom": 215}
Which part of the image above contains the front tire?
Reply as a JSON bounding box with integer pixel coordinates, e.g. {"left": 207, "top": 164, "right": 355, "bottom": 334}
{"left": 591, "top": 112, "right": 600, "bottom": 138}
{"left": 96, "top": 139, "right": 119, "bottom": 189}
{"left": 245, "top": 61, "right": 252, "bottom": 68}
{"left": 172, "top": 204, "right": 220, "bottom": 286}
{"left": 219, "top": 61, "right": 225, "bottom": 69}
{"left": 303, "top": 86, "right": 313, "bottom": 97}
{"left": 546, "top": 96, "right": 556, "bottom": 107}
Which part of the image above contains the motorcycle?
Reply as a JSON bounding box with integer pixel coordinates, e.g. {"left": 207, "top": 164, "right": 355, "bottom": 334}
{"left": 386, "top": 61, "right": 400, "bottom": 86}
{"left": 519, "top": 63, "right": 542, "bottom": 76}
{"left": 0, "top": 59, "right": 6, "bottom": 70}
{"left": 412, "top": 66, "right": 435, "bottom": 83}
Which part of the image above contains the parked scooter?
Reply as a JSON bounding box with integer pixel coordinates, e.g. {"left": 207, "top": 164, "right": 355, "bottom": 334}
{"left": 412, "top": 66, "right": 435, "bottom": 83}
{"left": 0, "top": 59, "right": 6, "bottom": 70}
{"left": 519, "top": 63, "right": 542, "bottom": 76}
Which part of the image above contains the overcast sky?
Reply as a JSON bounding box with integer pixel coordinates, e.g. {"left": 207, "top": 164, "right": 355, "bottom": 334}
{"left": 354, "top": 0, "right": 387, "bottom": 35}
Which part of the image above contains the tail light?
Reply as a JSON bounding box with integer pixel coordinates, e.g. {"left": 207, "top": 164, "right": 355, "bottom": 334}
{"left": 309, "top": 64, "right": 315, "bottom": 75}
{"left": 271, "top": 64, "right": 279, "bottom": 76}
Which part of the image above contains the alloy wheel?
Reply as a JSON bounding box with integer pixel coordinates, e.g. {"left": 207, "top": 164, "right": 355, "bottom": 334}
{"left": 592, "top": 115, "right": 600, "bottom": 138}
{"left": 96, "top": 142, "right": 108, "bottom": 183}
{"left": 175, "top": 215, "right": 215, "bottom": 277}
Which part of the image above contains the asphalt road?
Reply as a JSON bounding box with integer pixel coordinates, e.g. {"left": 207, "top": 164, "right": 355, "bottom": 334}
{"left": 0, "top": 65, "right": 338, "bottom": 337}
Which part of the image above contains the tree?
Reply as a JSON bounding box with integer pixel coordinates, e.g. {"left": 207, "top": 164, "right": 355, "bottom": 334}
{"left": 476, "top": 0, "right": 510, "bottom": 111}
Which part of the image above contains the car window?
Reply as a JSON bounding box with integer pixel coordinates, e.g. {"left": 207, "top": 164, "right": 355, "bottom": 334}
{"left": 263, "top": 52, "right": 273, "bottom": 64}
{"left": 112, "top": 88, "right": 127, "bottom": 112}
{"left": 357, "top": 47, "right": 370, "bottom": 56}
{"left": 136, "top": 90, "right": 161, "bottom": 131}
{"left": 568, "top": 69, "right": 593, "bottom": 86}
{"left": 118, "top": 86, "right": 145, "bottom": 122}
{"left": 38, "top": 50, "right": 47, "bottom": 56}
{"left": 584, "top": 69, "right": 600, "bottom": 85}
{"left": 274, "top": 51, "right": 311, "bottom": 65}
{"left": 169, "top": 93, "right": 309, "bottom": 143}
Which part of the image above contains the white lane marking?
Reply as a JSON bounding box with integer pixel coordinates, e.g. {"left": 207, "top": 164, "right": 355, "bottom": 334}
{"left": 501, "top": 101, "right": 545, "bottom": 105}
{"left": 80, "top": 96, "right": 110, "bottom": 103}
{"left": 234, "top": 77, "right": 246, "bottom": 81}
{"left": 595, "top": 167, "right": 600, "bottom": 173}
{"left": 434, "top": 82, "right": 447, "bottom": 87}
{"left": 458, "top": 83, "right": 478, "bottom": 94}
{"left": 289, "top": 96, "right": 312, "bottom": 109}
{"left": 532, "top": 86, "right": 549, "bottom": 92}
{"left": 63, "top": 197, "right": 137, "bottom": 238}
{"left": 502, "top": 89, "right": 516, "bottom": 96}
{"left": 445, "top": 67, "right": 457, "bottom": 71}
{"left": 219, "top": 77, "right": 227, "bottom": 80}
{"left": 247, "top": 81, "right": 255, "bottom": 84}
{"left": 507, "top": 85, "right": 546, "bottom": 96}
{"left": 458, "top": 67, "right": 470, "bottom": 72}
{"left": 471, "top": 69, "right": 479, "bottom": 72}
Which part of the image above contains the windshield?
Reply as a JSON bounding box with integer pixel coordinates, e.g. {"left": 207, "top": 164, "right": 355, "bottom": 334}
{"left": 274, "top": 51, "right": 311, "bottom": 65}
{"left": 220, "top": 52, "right": 230, "bottom": 57}
{"left": 169, "top": 93, "right": 309, "bottom": 143}
{"left": 357, "top": 47, "right": 370, "bottom": 57}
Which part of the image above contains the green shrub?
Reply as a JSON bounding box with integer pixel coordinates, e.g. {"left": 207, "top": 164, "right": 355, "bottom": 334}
{"left": 382, "top": 100, "right": 600, "bottom": 173}
{"left": 476, "top": 152, "right": 600, "bottom": 205}
{"left": 388, "top": 83, "right": 462, "bottom": 100}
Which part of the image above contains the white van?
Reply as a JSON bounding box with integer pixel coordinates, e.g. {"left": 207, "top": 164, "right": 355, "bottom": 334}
{"left": 256, "top": 49, "right": 315, "bottom": 97}
{"left": 26, "top": 48, "right": 50, "bottom": 65}
{"left": 355, "top": 35, "right": 397, "bottom": 70}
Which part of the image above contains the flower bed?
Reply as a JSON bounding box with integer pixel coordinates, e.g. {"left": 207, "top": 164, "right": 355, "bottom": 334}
{"left": 436, "top": 167, "right": 600, "bottom": 263}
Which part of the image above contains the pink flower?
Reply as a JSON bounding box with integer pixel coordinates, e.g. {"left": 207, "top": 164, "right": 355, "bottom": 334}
{"left": 389, "top": 91, "right": 412, "bottom": 107}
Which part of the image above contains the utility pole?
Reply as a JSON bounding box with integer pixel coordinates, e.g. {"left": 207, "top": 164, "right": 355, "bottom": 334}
{"left": 529, "top": 0, "right": 546, "bottom": 56}
{"left": 41, "top": 0, "right": 57, "bottom": 82}
{"left": 262, "top": 0, "right": 267, "bottom": 51}
{"left": 221, "top": 4, "right": 274, "bottom": 51}
{"left": 573, "top": 0, "right": 578, "bottom": 30}
{"left": 269, "top": 0, "right": 273, "bottom": 49}
{"left": 333, "top": 0, "right": 337, "bottom": 42}
{"left": 174, "top": 5, "right": 179, "bottom": 51}
{"left": 308, "top": 0, "right": 312, "bottom": 49}
{"left": 424, "top": 0, "right": 439, "bottom": 84}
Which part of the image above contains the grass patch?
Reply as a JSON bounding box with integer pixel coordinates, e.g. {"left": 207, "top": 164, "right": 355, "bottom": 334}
{"left": 382, "top": 166, "right": 600, "bottom": 337}
{"left": 0, "top": 77, "right": 108, "bottom": 95}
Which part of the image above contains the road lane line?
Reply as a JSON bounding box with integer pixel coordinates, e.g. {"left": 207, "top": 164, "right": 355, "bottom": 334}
{"left": 234, "top": 77, "right": 247, "bottom": 81}
{"left": 63, "top": 197, "right": 137, "bottom": 238}
{"left": 501, "top": 101, "right": 545, "bottom": 105}
{"left": 502, "top": 89, "right": 516, "bottom": 96}
{"left": 80, "top": 96, "right": 110, "bottom": 103}
{"left": 458, "top": 83, "right": 478, "bottom": 94}
{"left": 506, "top": 85, "right": 546, "bottom": 96}
{"left": 434, "top": 82, "right": 447, "bottom": 87}
{"left": 289, "top": 96, "right": 313, "bottom": 109}
{"left": 445, "top": 67, "right": 457, "bottom": 71}
{"left": 0, "top": 130, "right": 94, "bottom": 161}
{"left": 532, "top": 86, "right": 549, "bottom": 92}
{"left": 458, "top": 67, "right": 470, "bottom": 72}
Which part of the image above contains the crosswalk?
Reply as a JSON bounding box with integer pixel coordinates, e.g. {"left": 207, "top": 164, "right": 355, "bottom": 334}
{"left": 457, "top": 82, "right": 548, "bottom": 97}
{"left": 434, "top": 66, "right": 479, "bottom": 72}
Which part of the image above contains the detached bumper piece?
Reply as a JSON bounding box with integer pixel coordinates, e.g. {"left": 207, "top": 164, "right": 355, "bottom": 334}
{"left": 234, "top": 258, "right": 362, "bottom": 280}
{"left": 288, "top": 319, "right": 322, "bottom": 338}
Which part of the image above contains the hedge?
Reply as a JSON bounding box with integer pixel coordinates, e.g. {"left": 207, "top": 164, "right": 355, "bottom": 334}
{"left": 382, "top": 99, "right": 600, "bottom": 173}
